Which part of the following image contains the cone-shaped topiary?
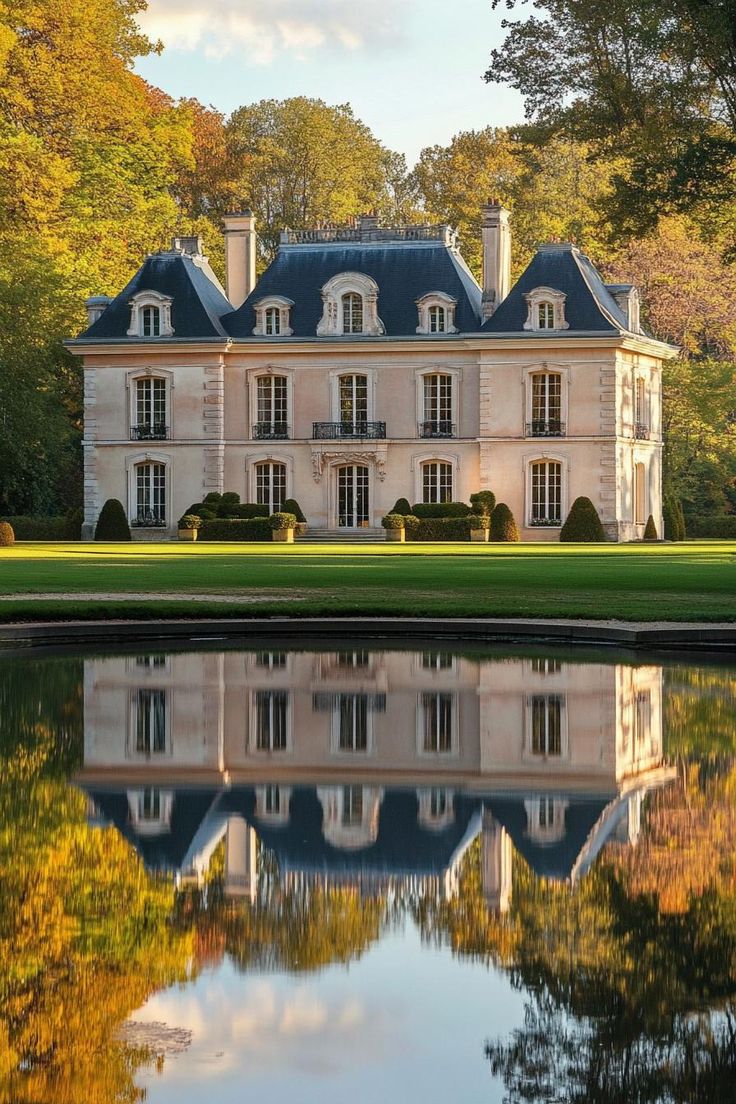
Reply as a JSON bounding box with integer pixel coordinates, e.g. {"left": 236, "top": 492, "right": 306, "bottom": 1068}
{"left": 559, "top": 497, "right": 605, "bottom": 542}
{"left": 662, "top": 497, "right": 678, "bottom": 540}
{"left": 643, "top": 514, "right": 658, "bottom": 540}
{"left": 470, "top": 490, "right": 496, "bottom": 516}
{"left": 675, "top": 498, "right": 687, "bottom": 540}
{"left": 282, "top": 498, "right": 307, "bottom": 523}
{"left": 390, "top": 497, "right": 412, "bottom": 516}
{"left": 490, "top": 502, "right": 520, "bottom": 542}
{"left": 0, "top": 521, "right": 15, "bottom": 547}
{"left": 94, "top": 499, "right": 131, "bottom": 541}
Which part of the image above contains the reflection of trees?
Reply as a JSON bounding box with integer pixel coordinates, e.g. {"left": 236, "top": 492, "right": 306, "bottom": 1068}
{"left": 664, "top": 665, "right": 736, "bottom": 756}
{"left": 0, "top": 656, "right": 82, "bottom": 780}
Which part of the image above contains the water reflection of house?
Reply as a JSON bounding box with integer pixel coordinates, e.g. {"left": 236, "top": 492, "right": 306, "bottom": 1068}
{"left": 80, "top": 651, "right": 674, "bottom": 911}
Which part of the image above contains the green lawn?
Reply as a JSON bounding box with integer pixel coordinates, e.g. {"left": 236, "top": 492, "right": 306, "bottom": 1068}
{"left": 0, "top": 540, "right": 734, "bottom": 622}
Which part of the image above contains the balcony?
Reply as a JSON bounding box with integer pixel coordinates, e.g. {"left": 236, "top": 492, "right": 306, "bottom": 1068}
{"left": 131, "top": 423, "right": 169, "bottom": 441}
{"left": 253, "top": 421, "right": 290, "bottom": 440}
{"left": 312, "top": 421, "right": 386, "bottom": 440}
{"left": 418, "top": 420, "right": 456, "bottom": 438}
{"left": 634, "top": 422, "right": 650, "bottom": 440}
{"left": 526, "top": 420, "right": 565, "bottom": 438}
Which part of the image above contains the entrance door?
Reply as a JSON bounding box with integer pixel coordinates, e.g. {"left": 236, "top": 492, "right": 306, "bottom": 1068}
{"left": 337, "top": 465, "right": 369, "bottom": 527}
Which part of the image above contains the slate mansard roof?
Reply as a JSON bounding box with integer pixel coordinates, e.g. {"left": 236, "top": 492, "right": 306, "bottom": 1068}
{"left": 71, "top": 231, "right": 652, "bottom": 344}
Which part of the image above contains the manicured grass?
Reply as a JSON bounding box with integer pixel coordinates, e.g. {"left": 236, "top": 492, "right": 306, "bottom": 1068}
{"left": 0, "top": 540, "right": 734, "bottom": 622}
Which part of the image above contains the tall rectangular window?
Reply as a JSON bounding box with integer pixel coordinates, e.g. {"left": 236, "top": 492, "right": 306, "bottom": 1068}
{"left": 135, "top": 462, "right": 166, "bottom": 526}
{"left": 342, "top": 294, "right": 363, "bottom": 334}
{"left": 635, "top": 378, "right": 647, "bottom": 427}
{"left": 423, "top": 373, "right": 453, "bottom": 435}
{"left": 530, "top": 461, "right": 561, "bottom": 525}
{"left": 421, "top": 692, "right": 454, "bottom": 752}
{"left": 530, "top": 373, "right": 562, "bottom": 434}
{"left": 256, "top": 375, "right": 288, "bottom": 436}
{"left": 254, "top": 690, "right": 289, "bottom": 750}
{"left": 422, "top": 461, "right": 453, "bottom": 503}
{"left": 135, "top": 378, "right": 167, "bottom": 437}
{"left": 634, "top": 689, "right": 651, "bottom": 747}
{"left": 337, "top": 694, "right": 369, "bottom": 751}
{"left": 530, "top": 695, "right": 563, "bottom": 756}
{"left": 135, "top": 689, "right": 167, "bottom": 755}
{"left": 255, "top": 461, "right": 287, "bottom": 514}
{"left": 339, "top": 375, "right": 368, "bottom": 426}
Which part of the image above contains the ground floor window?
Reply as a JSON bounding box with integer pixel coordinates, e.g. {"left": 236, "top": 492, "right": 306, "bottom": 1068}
{"left": 528, "top": 694, "right": 564, "bottom": 757}
{"left": 254, "top": 690, "right": 289, "bottom": 750}
{"left": 422, "top": 461, "right": 453, "bottom": 503}
{"left": 133, "top": 688, "right": 167, "bottom": 756}
{"left": 420, "top": 692, "right": 455, "bottom": 752}
{"left": 634, "top": 461, "right": 646, "bottom": 525}
{"left": 134, "top": 462, "right": 166, "bottom": 527}
{"left": 530, "top": 460, "right": 561, "bottom": 526}
{"left": 255, "top": 461, "right": 287, "bottom": 514}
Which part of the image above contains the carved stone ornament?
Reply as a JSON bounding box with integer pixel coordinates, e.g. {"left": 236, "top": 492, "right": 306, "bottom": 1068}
{"left": 311, "top": 449, "right": 387, "bottom": 482}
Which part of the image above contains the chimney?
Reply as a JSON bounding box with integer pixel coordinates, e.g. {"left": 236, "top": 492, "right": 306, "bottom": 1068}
{"left": 223, "top": 209, "right": 257, "bottom": 309}
{"left": 84, "top": 295, "right": 112, "bottom": 326}
{"left": 171, "top": 234, "right": 204, "bottom": 257}
{"left": 480, "top": 200, "right": 511, "bottom": 320}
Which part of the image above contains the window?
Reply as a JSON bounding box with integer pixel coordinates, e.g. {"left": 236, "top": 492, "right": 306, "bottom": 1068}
{"left": 429, "top": 305, "right": 446, "bottom": 333}
{"left": 139, "top": 787, "right": 162, "bottom": 821}
{"left": 254, "top": 690, "right": 288, "bottom": 751}
{"left": 529, "top": 373, "right": 562, "bottom": 436}
{"left": 530, "top": 460, "right": 561, "bottom": 526}
{"left": 135, "top": 689, "right": 167, "bottom": 755}
{"left": 421, "top": 692, "right": 454, "bottom": 753}
{"left": 523, "top": 287, "right": 568, "bottom": 332}
{"left": 634, "top": 462, "right": 646, "bottom": 525}
{"left": 415, "top": 292, "right": 458, "bottom": 335}
{"left": 422, "top": 461, "right": 453, "bottom": 503}
{"left": 337, "top": 694, "right": 369, "bottom": 752}
{"left": 255, "top": 375, "right": 288, "bottom": 438}
{"left": 136, "top": 655, "right": 167, "bottom": 669}
{"left": 422, "top": 374, "right": 453, "bottom": 437}
{"left": 634, "top": 689, "right": 651, "bottom": 748}
{"left": 341, "top": 785, "right": 363, "bottom": 826}
{"left": 255, "top": 461, "right": 286, "bottom": 514}
{"left": 530, "top": 657, "right": 562, "bottom": 675}
{"left": 635, "top": 378, "right": 649, "bottom": 437}
{"left": 256, "top": 651, "right": 287, "bottom": 670}
{"left": 264, "top": 785, "right": 282, "bottom": 815}
{"left": 337, "top": 650, "right": 370, "bottom": 668}
{"left": 538, "top": 302, "right": 555, "bottom": 329}
{"left": 524, "top": 797, "right": 568, "bottom": 843}
{"left": 252, "top": 296, "right": 294, "bottom": 337}
{"left": 265, "top": 307, "right": 280, "bottom": 336}
{"left": 342, "top": 292, "right": 363, "bottom": 334}
{"left": 134, "top": 462, "right": 166, "bottom": 527}
{"left": 430, "top": 789, "right": 450, "bottom": 818}
{"left": 133, "top": 378, "right": 167, "bottom": 440}
{"left": 339, "top": 374, "right": 368, "bottom": 427}
{"left": 422, "top": 652, "right": 453, "bottom": 670}
{"left": 141, "top": 305, "right": 160, "bottom": 337}
{"left": 529, "top": 694, "right": 563, "bottom": 756}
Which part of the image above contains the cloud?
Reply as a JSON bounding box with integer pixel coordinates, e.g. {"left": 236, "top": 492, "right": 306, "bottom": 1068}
{"left": 138, "top": 0, "right": 413, "bottom": 62}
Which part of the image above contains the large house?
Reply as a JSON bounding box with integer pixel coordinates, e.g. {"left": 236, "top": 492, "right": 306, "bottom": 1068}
{"left": 68, "top": 205, "right": 675, "bottom": 539}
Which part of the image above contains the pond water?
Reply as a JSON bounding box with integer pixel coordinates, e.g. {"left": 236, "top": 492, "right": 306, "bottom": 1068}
{"left": 1, "top": 642, "right": 735, "bottom": 1103}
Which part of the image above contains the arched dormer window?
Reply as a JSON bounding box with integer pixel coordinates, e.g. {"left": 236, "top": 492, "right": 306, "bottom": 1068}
{"left": 523, "top": 287, "right": 568, "bottom": 333}
{"left": 252, "top": 295, "right": 294, "bottom": 337}
{"left": 316, "top": 272, "right": 384, "bottom": 337}
{"left": 127, "top": 290, "right": 174, "bottom": 338}
{"left": 416, "top": 291, "right": 458, "bottom": 335}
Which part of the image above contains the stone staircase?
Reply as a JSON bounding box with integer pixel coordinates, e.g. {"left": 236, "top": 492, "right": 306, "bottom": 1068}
{"left": 298, "top": 527, "right": 385, "bottom": 543}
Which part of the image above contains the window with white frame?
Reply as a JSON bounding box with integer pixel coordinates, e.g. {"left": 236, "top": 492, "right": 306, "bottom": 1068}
{"left": 634, "top": 689, "right": 652, "bottom": 749}
{"left": 538, "top": 302, "right": 555, "bottom": 329}
{"left": 341, "top": 784, "right": 364, "bottom": 825}
{"left": 422, "top": 460, "right": 453, "bottom": 503}
{"left": 255, "top": 461, "right": 286, "bottom": 514}
{"left": 256, "top": 651, "right": 287, "bottom": 670}
{"left": 254, "top": 690, "right": 289, "bottom": 750}
{"left": 530, "top": 657, "right": 562, "bottom": 675}
{"left": 252, "top": 296, "right": 293, "bottom": 337}
{"left": 417, "top": 787, "right": 455, "bottom": 830}
{"left": 420, "top": 692, "right": 454, "bottom": 753}
{"left": 421, "top": 651, "right": 454, "bottom": 671}
{"left": 265, "top": 307, "right": 280, "bottom": 335}
{"left": 127, "top": 291, "right": 174, "bottom": 338}
{"left": 634, "top": 461, "right": 646, "bottom": 525}
{"left": 133, "top": 378, "right": 168, "bottom": 440}
{"left": 415, "top": 292, "right": 458, "bottom": 335}
{"left": 530, "top": 460, "right": 562, "bottom": 526}
{"left": 524, "top": 796, "right": 568, "bottom": 843}
{"left": 317, "top": 272, "right": 384, "bottom": 336}
{"left": 342, "top": 292, "right": 363, "bottom": 334}
{"left": 264, "top": 784, "right": 282, "bottom": 815}
{"left": 255, "top": 375, "right": 288, "bottom": 439}
{"left": 336, "top": 694, "right": 369, "bottom": 752}
{"left": 528, "top": 694, "right": 564, "bottom": 757}
{"left": 635, "top": 377, "right": 649, "bottom": 436}
{"left": 133, "top": 688, "right": 167, "bottom": 756}
{"left": 429, "top": 305, "right": 446, "bottom": 332}
{"left": 529, "top": 373, "right": 563, "bottom": 436}
{"left": 142, "top": 306, "right": 160, "bottom": 337}
{"left": 523, "top": 287, "right": 568, "bottom": 332}
{"left": 339, "top": 374, "right": 368, "bottom": 427}
{"left": 134, "top": 461, "right": 166, "bottom": 527}
{"left": 421, "top": 373, "right": 454, "bottom": 437}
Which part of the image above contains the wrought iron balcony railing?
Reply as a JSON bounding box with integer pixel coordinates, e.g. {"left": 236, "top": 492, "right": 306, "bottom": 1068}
{"left": 526, "top": 420, "right": 565, "bottom": 437}
{"left": 529, "top": 516, "right": 562, "bottom": 527}
{"left": 131, "top": 423, "right": 169, "bottom": 441}
{"left": 131, "top": 512, "right": 167, "bottom": 528}
{"left": 253, "top": 421, "right": 290, "bottom": 440}
{"left": 312, "top": 421, "right": 386, "bottom": 439}
{"left": 418, "top": 420, "right": 456, "bottom": 438}
{"left": 634, "top": 422, "right": 650, "bottom": 439}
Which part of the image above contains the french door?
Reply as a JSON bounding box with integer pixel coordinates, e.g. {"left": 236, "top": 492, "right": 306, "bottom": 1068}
{"left": 337, "top": 465, "right": 369, "bottom": 528}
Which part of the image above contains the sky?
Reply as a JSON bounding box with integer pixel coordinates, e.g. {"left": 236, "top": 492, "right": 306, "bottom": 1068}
{"left": 134, "top": 0, "right": 526, "bottom": 165}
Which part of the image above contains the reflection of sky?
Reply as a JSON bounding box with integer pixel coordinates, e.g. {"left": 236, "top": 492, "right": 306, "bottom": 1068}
{"left": 133, "top": 922, "right": 524, "bottom": 1102}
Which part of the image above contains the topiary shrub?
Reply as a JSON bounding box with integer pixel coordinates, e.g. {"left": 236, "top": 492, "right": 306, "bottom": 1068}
{"left": 675, "top": 499, "right": 687, "bottom": 540}
{"left": 203, "top": 492, "right": 222, "bottom": 505}
{"left": 489, "top": 503, "right": 520, "bottom": 542}
{"left": 221, "top": 491, "right": 240, "bottom": 507}
{"left": 410, "top": 501, "right": 471, "bottom": 519}
{"left": 404, "top": 515, "right": 421, "bottom": 538}
{"left": 0, "top": 521, "right": 15, "bottom": 547}
{"left": 663, "top": 497, "right": 678, "bottom": 541}
{"left": 94, "top": 499, "right": 131, "bottom": 541}
{"left": 177, "top": 514, "right": 202, "bottom": 530}
{"left": 381, "top": 513, "right": 405, "bottom": 530}
{"left": 269, "top": 511, "right": 297, "bottom": 531}
{"left": 282, "top": 498, "right": 307, "bottom": 523}
{"left": 65, "top": 507, "right": 84, "bottom": 540}
{"left": 199, "top": 518, "right": 272, "bottom": 541}
{"left": 559, "top": 497, "right": 605, "bottom": 543}
{"left": 643, "top": 514, "right": 658, "bottom": 540}
{"left": 469, "top": 514, "right": 489, "bottom": 530}
{"left": 390, "top": 497, "right": 412, "bottom": 516}
{"left": 470, "top": 490, "right": 496, "bottom": 516}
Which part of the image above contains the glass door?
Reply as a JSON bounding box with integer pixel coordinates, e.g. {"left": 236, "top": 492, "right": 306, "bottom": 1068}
{"left": 337, "top": 465, "right": 369, "bottom": 528}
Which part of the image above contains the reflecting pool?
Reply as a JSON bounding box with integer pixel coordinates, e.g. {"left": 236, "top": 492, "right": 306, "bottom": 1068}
{"left": 1, "top": 643, "right": 735, "bottom": 1102}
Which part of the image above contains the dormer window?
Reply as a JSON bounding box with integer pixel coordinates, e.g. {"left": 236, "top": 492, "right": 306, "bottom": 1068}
{"left": 252, "top": 295, "right": 293, "bottom": 337}
{"left": 127, "top": 290, "right": 174, "bottom": 338}
{"left": 523, "top": 287, "right": 568, "bottom": 333}
{"left": 416, "top": 292, "right": 458, "bottom": 335}
{"left": 317, "top": 272, "right": 384, "bottom": 336}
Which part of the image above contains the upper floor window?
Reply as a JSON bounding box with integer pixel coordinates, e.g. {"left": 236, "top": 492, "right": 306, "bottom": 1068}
{"left": 529, "top": 372, "right": 563, "bottom": 437}
{"left": 339, "top": 373, "right": 368, "bottom": 426}
{"left": 254, "top": 375, "right": 288, "bottom": 439}
{"left": 335, "top": 693, "right": 370, "bottom": 752}
{"left": 421, "top": 373, "right": 454, "bottom": 437}
{"left": 422, "top": 460, "right": 453, "bottom": 503}
{"left": 529, "top": 460, "right": 562, "bottom": 527}
{"left": 635, "top": 377, "right": 649, "bottom": 437}
{"left": 127, "top": 290, "right": 174, "bottom": 338}
{"left": 523, "top": 287, "right": 568, "bottom": 333}
{"left": 133, "top": 688, "right": 168, "bottom": 757}
{"left": 133, "top": 378, "right": 168, "bottom": 440}
{"left": 317, "top": 272, "right": 384, "bottom": 336}
{"left": 420, "top": 692, "right": 455, "bottom": 753}
{"left": 529, "top": 694, "right": 564, "bottom": 757}
{"left": 416, "top": 292, "right": 458, "bottom": 335}
{"left": 252, "top": 295, "right": 293, "bottom": 337}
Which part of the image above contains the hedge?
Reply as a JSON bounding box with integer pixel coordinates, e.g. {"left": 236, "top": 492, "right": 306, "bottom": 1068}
{"left": 199, "top": 517, "right": 272, "bottom": 541}
{"left": 406, "top": 517, "right": 471, "bottom": 541}
{"left": 685, "top": 515, "right": 736, "bottom": 538}
{"left": 410, "top": 501, "right": 471, "bottom": 519}
{"left": 1, "top": 515, "right": 69, "bottom": 540}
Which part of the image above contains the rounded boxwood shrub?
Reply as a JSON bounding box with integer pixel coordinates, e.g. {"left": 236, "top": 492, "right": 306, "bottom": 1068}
{"left": 282, "top": 498, "right": 307, "bottom": 523}
{"left": 390, "top": 497, "right": 412, "bottom": 516}
{"left": 221, "top": 491, "right": 240, "bottom": 506}
{"left": 470, "top": 490, "right": 496, "bottom": 516}
{"left": 269, "top": 511, "right": 297, "bottom": 531}
{"left": 177, "top": 514, "right": 202, "bottom": 530}
{"left": 559, "top": 497, "right": 605, "bottom": 543}
{"left": 0, "top": 521, "right": 15, "bottom": 547}
{"left": 643, "top": 514, "right": 658, "bottom": 540}
{"left": 490, "top": 503, "right": 520, "bottom": 542}
{"left": 94, "top": 499, "right": 131, "bottom": 541}
{"left": 203, "top": 492, "right": 222, "bottom": 505}
{"left": 410, "top": 501, "right": 471, "bottom": 519}
{"left": 404, "top": 515, "right": 420, "bottom": 537}
{"left": 381, "top": 513, "right": 405, "bottom": 530}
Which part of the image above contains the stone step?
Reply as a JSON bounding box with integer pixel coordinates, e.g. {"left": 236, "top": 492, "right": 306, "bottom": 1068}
{"left": 299, "top": 528, "right": 385, "bottom": 543}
